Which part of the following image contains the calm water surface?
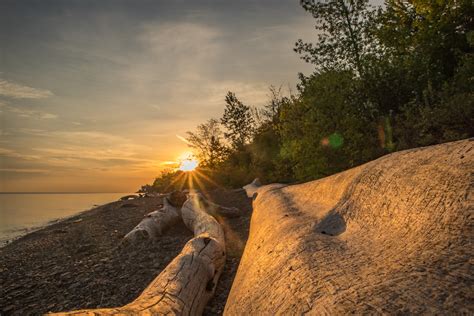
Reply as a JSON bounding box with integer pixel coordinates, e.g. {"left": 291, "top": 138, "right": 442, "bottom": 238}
{"left": 0, "top": 193, "right": 131, "bottom": 245}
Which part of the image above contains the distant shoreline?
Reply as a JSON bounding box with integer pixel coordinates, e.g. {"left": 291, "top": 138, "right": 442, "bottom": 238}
{"left": 0, "top": 208, "right": 92, "bottom": 248}
{"left": 0, "top": 192, "right": 134, "bottom": 247}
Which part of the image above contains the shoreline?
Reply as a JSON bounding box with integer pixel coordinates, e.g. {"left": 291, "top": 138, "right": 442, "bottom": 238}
{"left": 0, "top": 207, "right": 97, "bottom": 248}
{"left": 0, "top": 189, "right": 252, "bottom": 315}
{"left": 0, "top": 193, "right": 134, "bottom": 248}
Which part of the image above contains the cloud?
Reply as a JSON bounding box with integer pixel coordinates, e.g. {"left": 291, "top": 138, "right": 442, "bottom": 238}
{"left": 33, "top": 146, "right": 150, "bottom": 163}
{"left": 0, "top": 103, "right": 58, "bottom": 119}
{"left": 140, "top": 22, "right": 220, "bottom": 64}
{"left": 0, "top": 147, "right": 41, "bottom": 160}
{"left": 40, "top": 113, "right": 58, "bottom": 119}
{"left": 27, "top": 131, "right": 154, "bottom": 169}
{"left": 176, "top": 134, "right": 190, "bottom": 144}
{"left": 0, "top": 168, "right": 49, "bottom": 174}
{"left": 0, "top": 2, "right": 317, "bottom": 192}
{"left": 0, "top": 79, "right": 54, "bottom": 99}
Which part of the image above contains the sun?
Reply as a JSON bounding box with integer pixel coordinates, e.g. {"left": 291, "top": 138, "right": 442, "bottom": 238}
{"left": 177, "top": 152, "right": 199, "bottom": 172}
{"left": 179, "top": 159, "right": 199, "bottom": 171}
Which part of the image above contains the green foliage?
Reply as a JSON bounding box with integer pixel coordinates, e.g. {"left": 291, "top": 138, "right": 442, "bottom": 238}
{"left": 221, "top": 92, "right": 255, "bottom": 149}
{"left": 152, "top": 169, "right": 182, "bottom": 193}
{"left": 376, "top": 0, "right": 473, "bottom": 99}
{"left": 295, "top": 0, "right": 379, "bottom": 74}
{"left": 394, "top": 52, "right": 474, "bottom": 148}
{"left": 279, "top": 71, "right": 381, "bottom": 181}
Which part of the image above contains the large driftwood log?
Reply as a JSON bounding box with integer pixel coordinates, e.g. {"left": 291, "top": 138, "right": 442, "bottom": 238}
{"left": 225, "top": 139, "right": 473, "bottom": 315}
{"left": 121, "top": 197, "right": 180, "bottom": 246}
{"left": 242, "top": 179, "right": 288, "bottom": 201}
{"left": 51, "top": 195, "right": 226, "bottom": 315}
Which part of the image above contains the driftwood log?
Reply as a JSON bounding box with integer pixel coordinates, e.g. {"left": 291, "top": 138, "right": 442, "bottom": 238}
{"left": 121, "top": 192, "right": 239, "bottom": 247}
{"left": 51, "top": 195, "right": 226, "bottom": 315}
{"left": 121, "top": 197, "right": 180, "bottom": 246}
{"left": 242, "top": 178, "right": 261, "bottom": 198}
{"left": 119, "top": 194, "right": 139, "bottom": 201}
{"left": 192, "top": 193, "right": 241, "bottom": 218}
{"left": 225, "top": 139, "right": 473, "bottom": 314}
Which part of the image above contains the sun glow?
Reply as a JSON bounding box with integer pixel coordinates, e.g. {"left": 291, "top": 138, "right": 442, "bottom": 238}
{"left": 177, "top": 152, "right": 199, "bottom": 171}
{"left": 179, "top": 159, "right": 199, "bottom": 171}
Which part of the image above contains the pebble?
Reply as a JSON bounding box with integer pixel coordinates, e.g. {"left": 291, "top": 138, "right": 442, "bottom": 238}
{"left": 0, "top": 192, "right": 251, "bottom": 315}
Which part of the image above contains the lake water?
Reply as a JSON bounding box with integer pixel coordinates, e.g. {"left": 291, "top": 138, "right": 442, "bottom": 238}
{"left": 0, "top": 193, "right": 131, "bottom": 245}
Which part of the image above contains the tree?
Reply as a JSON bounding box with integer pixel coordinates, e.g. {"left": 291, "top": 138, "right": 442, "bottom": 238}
{"left": 376, "top": 0, "right": 474, "bottom": 148}
{"left": 186, "top": 119, "right": 228, "bottom": 168}
{"left": 279, "top": 71, "right": 381, "bottom": 181}
{"left": 376, "top": 0, "right": 473, "bottom": 98}
{"left": 152, "top": 169, "right": 182, "bottom": 192}
{"left": 294, "top": 0, "right": 379, "bottom": 75}
{"left": 220, "top": 92, "right": 255, "bottom": 149}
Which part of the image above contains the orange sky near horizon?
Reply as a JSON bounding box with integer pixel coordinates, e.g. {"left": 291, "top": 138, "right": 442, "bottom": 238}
{"left": 0, "top": 0, "right": 317, "bottom": 192}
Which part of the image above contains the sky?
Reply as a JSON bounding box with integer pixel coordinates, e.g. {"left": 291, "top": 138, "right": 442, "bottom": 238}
{"left": 0, "top": 0, "right": 319, "bottom": 192}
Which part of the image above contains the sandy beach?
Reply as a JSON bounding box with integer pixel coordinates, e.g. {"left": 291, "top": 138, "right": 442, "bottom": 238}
{"left": 0, "top": 189, "right": 252, "bottom": 315}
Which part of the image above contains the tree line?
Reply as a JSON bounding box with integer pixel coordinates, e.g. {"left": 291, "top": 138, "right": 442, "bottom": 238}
{"left": 150, "top": 0, "right": 473, "bottom": 192}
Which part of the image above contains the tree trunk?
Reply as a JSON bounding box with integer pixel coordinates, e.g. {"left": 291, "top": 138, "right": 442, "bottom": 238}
{"left": 50, "top": 195, "right": 226, "bottom": 315}
{"left": 225, "top": 139, "right": 473, "bottom": 315}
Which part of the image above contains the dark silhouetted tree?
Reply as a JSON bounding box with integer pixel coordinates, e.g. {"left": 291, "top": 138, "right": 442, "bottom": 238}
{"left": 186, "top": 119, "right": 228, "bottom": 168}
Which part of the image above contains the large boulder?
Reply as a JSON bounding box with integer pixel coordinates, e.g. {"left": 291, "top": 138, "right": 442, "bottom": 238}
{"left": 225, "top": 139, "right": 473, "bottom": 314}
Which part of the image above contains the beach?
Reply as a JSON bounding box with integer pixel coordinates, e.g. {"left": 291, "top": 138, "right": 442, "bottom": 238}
{"left": 0, "top": 189, "right": 252, "bottom": 315}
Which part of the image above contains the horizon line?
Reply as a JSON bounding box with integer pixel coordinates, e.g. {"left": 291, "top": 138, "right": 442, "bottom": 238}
{"left": 0, "top": 192, "right": 136, "bottom": 194}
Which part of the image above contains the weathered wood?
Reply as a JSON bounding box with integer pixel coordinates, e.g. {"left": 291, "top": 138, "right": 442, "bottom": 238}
{"left": 242, "top": 178, "right": 261, "bottom": 198}
{"left": 50, "top": 195, "right": 226, "bottom": 316}
{"left": 193, "top": 193, "right": 241, "bottom": 218}
{"left": 225, "top": 139, "right": 474, "bottom": 315}
{"left": 119, "top": 194, "right": 139, "bottom": 201}
{"left": 121, "top": 197, "right": 180, "bottom": 246}
{"left": 242, "top": 179, "right": 287, "bottom": 200}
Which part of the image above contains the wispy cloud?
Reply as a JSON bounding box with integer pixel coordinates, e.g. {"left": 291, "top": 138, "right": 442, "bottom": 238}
{"left": 0, "top": 102, "right": 58, "bottom": 119}
{"left": 176, "top": 134, "right": 189, "bottom": 144}
{"left": 0, "top": 79, "right": 54, "bottom": 99}
{"left": 33, "top": 146, "right": 150, "bottom": 163}
{"left": 0, "top": 168, "right": 49, "bottom": 174}
{"left": 9, "top": 106, "right": 57, "bottom": 119}
{"left": 0, "top": 147, "right": 41, "bottom": 160}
